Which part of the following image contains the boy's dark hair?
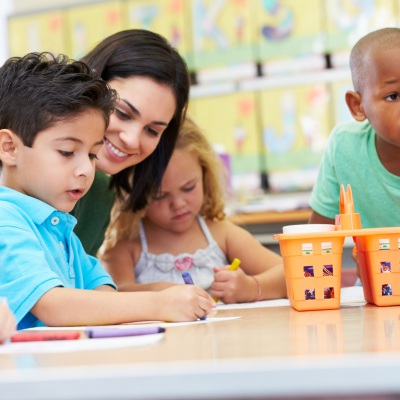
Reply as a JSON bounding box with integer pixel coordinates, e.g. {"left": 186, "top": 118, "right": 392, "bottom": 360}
{"left": 82, "top": 29, "right": 190, "bottom": 212}
{"left": 0, "top": 52, "right": 117, "bottom": 149}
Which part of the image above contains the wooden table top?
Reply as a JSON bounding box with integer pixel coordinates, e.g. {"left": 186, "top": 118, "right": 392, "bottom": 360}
{"left": 1, "top": 288, "right": 400, "bottom": 399}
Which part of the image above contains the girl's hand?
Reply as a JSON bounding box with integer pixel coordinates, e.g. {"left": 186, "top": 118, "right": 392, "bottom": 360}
{"left": 211, "top": 266, "right": 256, "bottom": 304}
{"left": 0, "top": 303, "right": 16, "bottom": 344}
{"left": 156, "top": 285, "right": 215, "bottom": 322}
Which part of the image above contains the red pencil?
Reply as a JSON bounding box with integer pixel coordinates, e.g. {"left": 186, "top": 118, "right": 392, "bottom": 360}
{"left": 11, "top": 331, "right": 82, "bottom": 342}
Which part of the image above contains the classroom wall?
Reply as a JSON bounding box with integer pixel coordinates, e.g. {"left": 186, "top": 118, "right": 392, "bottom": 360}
{"left": 5, "top": 0, "right": 400, "bottom": 196}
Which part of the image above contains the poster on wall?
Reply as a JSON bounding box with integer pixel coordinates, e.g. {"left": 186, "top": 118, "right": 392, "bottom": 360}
{"left": 8, "top": 11, "right": 68, "bottom": 57}
{"left": 126, "top": 0, "right": 193, "bottom": 69}
{"left": 255, "top": 0, "right": 325, "bottom": 70}
{"left": 190, "top": 0, "right": 257, "bottom": 79}
{"left": 259, "top": 83, "right": 332, "bottom": 191}
{"left": 325, "top": 0, "right": 398, "bottom": 67}
{"left": 190, "top": 89, "right": 262, "bottom": 193}
{"left": 67, "top": 1, "right": 125, "bottom": 59}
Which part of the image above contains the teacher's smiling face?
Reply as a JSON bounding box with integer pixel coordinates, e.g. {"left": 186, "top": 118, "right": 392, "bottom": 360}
{"left": 96, "top": 76, "right": 176, "bottom": 175}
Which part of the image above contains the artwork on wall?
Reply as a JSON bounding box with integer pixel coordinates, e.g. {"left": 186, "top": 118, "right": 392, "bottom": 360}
{"left": 325, "top": 0, "right": 398, "bottom": 67}
{"left": 190, "top": 89, "right": 262, "bottom": 193}
{"left": 8, "top": 10, "right": 68, "bottom": 57}
{"left": 126, "top": 0, "right": 193, "bottom": 69}
{"left": 67, "top": 0, "right": 125, "bottom": 59}
{"left": 255, "top": 0, "right": 325, "bottom": 74}
{"left": 259, "top": 83, "right": 331, "bottom": 191}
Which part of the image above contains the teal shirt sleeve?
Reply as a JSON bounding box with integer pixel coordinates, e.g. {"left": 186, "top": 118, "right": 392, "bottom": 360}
{"left": 71, "top": 171, "right": 115, "bottom": 257}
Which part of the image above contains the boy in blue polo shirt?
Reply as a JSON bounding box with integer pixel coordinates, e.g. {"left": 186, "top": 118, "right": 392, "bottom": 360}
{"left": 0, "top": 53, "right": 213, "bottom": 329}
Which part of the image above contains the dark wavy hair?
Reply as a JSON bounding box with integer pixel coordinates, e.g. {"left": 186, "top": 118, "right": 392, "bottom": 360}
{"left": 0, "top": 52, "right": 116, "bottom": 153}
{"left": 82, "top": 29, "right": 190, "bottom": 212}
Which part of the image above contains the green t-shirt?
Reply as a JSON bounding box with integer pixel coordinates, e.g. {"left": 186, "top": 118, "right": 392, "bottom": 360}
{"left": 71, "top": 171, "right": 115, "bottom": 257}
{"left": 309, "top": 119, "right": 400, "bottom": 228}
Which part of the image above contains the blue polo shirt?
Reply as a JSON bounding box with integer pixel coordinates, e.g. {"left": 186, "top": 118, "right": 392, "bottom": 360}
{"left": 0, "top": 187, "right": 116, "bottom": 330}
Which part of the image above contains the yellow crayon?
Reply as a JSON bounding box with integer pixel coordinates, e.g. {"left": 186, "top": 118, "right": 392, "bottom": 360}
{"left": 213, "top": 258, "right": 241, "bottom": 303}
{"left": 228, "top": 258, "right": 241, "bottom": 271}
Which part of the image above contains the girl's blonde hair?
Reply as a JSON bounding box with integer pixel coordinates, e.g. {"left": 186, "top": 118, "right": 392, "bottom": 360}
{"left": 98, "top": 116, "right": 227, "bottom": 256}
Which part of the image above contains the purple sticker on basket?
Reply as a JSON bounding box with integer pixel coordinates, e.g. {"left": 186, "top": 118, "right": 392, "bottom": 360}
{"left": 382, "top": 284, "right": 392, "bottom": 296}
{"left": 324, "top": 287, "right": 335, "bottom": 299}
{"left": 305, "top": 289, "right": 315, "bottom": 300}
{"left": 303, "top": 266, "right": 314, "bottom": 278}
{"left": 380, "top": 262, "right": 391, "bottom": 273}
{"left": 323, "top": 265, "right": 333, "bottom": 276}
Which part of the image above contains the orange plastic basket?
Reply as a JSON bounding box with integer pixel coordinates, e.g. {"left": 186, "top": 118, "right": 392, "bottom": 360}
{"left": 354, "top": 228, "right": 400, "bottom": 306}
{"left": 274, "top": 185, "right": 400, "bottom": 310}
{"left": 276, "top": 231, "right": 345, "bottom": 311}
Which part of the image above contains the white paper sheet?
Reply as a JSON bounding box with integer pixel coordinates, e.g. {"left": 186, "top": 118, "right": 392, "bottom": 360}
{"left": 26, "top": 316, "right": 241, "bottom": 331}
{"left": 215, "top": 286, "right": 366, "bottom": 310}
{"left": 0, "top": 333, "right": 164, "bottom": 354}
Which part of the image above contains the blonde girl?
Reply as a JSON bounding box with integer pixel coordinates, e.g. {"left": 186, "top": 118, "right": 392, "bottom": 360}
{"left": 100, "top": 117, "right": 287, "bottom": 303}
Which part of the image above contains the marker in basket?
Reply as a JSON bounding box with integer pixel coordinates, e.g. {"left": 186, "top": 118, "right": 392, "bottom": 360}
{"left": 181, "top": 272, "right": 207, "bottom": 320}
{"left": 213, "top": 258, "right": 241, "bottom": 303}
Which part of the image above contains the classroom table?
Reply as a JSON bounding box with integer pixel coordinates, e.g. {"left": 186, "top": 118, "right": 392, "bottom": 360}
{"left": 1, "top": 288, "right": 400, "bottom": 400}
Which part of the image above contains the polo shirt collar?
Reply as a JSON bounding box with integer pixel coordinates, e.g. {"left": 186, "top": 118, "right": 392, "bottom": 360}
{"left": 0, "top": 186, "right": 75, "bottom": 225}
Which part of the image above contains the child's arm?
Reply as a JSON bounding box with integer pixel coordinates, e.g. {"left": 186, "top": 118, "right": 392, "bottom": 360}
{"left": 308, "top": 210, "right": 335, "bottom": 225}
{"left": 101, "top": 239, "right": 177, "bottom": 292}
{"left": 30, "top": 284, "right": 214, "bottom": 326}
{"left": 0, "top": 303, "right": 16, "bottom": 343}
{"left": 210, "top": 221, "right": 287, "bottom": 304}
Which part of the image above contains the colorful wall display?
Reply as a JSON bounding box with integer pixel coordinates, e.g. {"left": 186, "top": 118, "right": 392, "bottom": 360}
{"left": 8, "top": 10, "right": 68, "bottom": 57}
{"left": 126, "top": 0, "right": 193, "bottom": 68}
{"left": 255, "top": 0, "right": 325, "bottom": 61}
{"left": 259, "top": 83, "right": 332, "bottom": 190}
{"left": 190, "top": 90, "right": 261, "bottom": 175}
{"left": 189, "top": 0, "right": 256, "bottom": 70}
{"left": 66, "top": 1, "right": 125, "bottom": 59}
{"left": 325, "top": 0, "right": 398, "bottom": 55}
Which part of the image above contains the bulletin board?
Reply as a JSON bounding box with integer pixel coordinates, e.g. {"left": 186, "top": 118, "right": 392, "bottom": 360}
{"left": 324, "top": 0, "right": 398, "bottom": 54}
{"left": 259, "top": 83, "right": 332, "bottom": 190}
{"left": 190, "top": 90, "right": 261, "bottom": 176}
{"left": 189, "top": 0, "right": 256, "bottom": 70}
{"left": 66, "top": 0, "right": 126, "bottom": 59}
{"left": 126, "top": 0, "right": 193, "bottom": 69}
{"left": 330, "top": 79, "right": 354, "bottom": 126}
{"left": 255, "top": 0, "right": 325, "bottom": 61}
{"left": 8, "top": 10, "right": 69, "bottom": 57}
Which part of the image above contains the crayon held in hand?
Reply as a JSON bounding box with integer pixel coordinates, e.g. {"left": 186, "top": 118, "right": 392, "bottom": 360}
{"left": 181, "top": 272, "right": 207, "bottom": 320}
{"left": 213, "top": 258, "right": 241, "bottom": 303}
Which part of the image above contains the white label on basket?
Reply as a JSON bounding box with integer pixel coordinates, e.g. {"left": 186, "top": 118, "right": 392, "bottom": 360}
{"left": 379, "top": 239, "right": 390, "bottom": 250}
{"left": 321, "top": 242, "right": 332, "bottom": 254}
{"left": 302, "top": 243, "right": 313, "bottom": 255}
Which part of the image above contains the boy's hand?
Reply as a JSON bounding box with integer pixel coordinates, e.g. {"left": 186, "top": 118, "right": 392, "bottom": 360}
{"left": 211, "top": 266, "right": 251, "bottom": 304}
{"left": 156, "top": 285, "right": 214, "bottom": 322}
{"left": 0, "top": 303, "right": 16, "bottom": 344}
